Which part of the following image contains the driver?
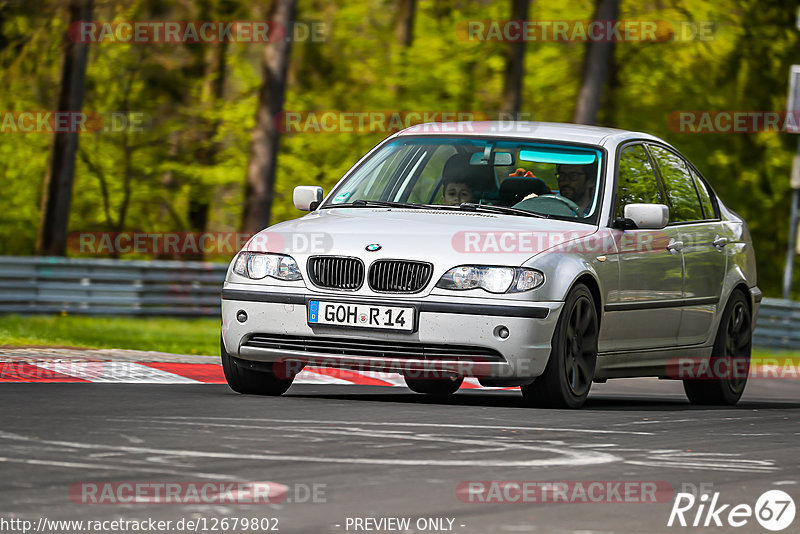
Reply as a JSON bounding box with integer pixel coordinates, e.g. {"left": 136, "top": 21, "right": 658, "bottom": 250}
{"left": 522, "top": 162, "right": 597, "bottom": 215}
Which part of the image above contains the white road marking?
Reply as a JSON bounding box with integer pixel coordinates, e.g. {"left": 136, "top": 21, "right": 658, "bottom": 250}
{"left": 625, "top": 450, "right": 778, "bottom": 473}
{"left": 0, "top": 455, "right": 237, "bottom": 479}
{"left": 292, "top": 370, "right": 354, "bottom": 385}
{"left": 625, "top": 460, "right": 777, "bottom": 472}
{"left": 0, "top": 429, "right": 620, "bottom": 468}
{"left": 611, "top": 419, "right": 696, "bottom": 426}
{"left": 143, "top": 416, "right": 655, "bottom": 436}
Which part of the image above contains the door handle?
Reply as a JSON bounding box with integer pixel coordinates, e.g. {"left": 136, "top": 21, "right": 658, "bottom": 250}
{"left": 667, "top": 239, "right": 684, "bottom": 255}
{"left": 713, "top": 235, "right": 728, "bottom": 250}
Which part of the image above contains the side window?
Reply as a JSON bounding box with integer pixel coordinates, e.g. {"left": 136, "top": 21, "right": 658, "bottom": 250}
{"left": 648, "top": 145, "right": 704, "bottom": 223}
{"left": 615, "top": 144, "right": 663, "bottom": 219}
{"left": 689, "top": 167, "right": 717, "bottom": 220}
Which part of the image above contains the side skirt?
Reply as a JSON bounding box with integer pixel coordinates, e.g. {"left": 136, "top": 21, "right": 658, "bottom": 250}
{"left": 594, "top": 344, "right": 713, "bottom": 380}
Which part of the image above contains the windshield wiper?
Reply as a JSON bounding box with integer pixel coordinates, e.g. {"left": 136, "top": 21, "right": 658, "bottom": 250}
{"left": 341, "top": 199, "right": 438, "bottom": 210}
{"left": 454, "top": 202, "right": 549, "bottom": 219}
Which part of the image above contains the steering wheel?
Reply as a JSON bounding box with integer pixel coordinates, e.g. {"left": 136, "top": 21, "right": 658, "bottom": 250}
{"left": 513, "top": 194, "right": 583, "bottom": 217}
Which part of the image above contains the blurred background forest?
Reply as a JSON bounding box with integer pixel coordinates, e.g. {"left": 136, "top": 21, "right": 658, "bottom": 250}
{"left": 1, "top": 0, "right": 800, "bottom": 297}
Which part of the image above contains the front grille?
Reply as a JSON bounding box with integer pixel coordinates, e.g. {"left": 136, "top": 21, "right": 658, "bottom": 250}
{"left": 243, "top": 333, "right": 503, "bottom": 361}
{"left": 307, "top": 256, "right": 364, "bottom": 290}
{"left": 368, "top": 260, "right": 433, "bottom": 293}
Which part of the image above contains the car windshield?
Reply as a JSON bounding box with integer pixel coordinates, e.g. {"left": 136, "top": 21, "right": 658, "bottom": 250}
{"left": 321, "top": 137, "right": 604, "bottom": 221}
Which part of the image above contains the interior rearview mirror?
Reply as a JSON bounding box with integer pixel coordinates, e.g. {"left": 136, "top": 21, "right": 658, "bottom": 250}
{"left": 293, "top": 186, "right": 323, "bottom": 211}
{"left": 469, "top": 152, "right": 514, "bottom": 166}
{"left": 621, "top": 203, "right": 670, "bottom": 229}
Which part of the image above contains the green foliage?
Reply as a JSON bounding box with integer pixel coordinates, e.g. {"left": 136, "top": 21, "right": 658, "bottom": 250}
{"left": 1, "top": 0, "right": 800, "bottom": 295}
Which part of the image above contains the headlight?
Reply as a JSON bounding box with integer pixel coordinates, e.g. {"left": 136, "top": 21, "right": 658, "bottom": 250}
{"left": 436, "top": 266, "right": 544, "bottom": 293}
{"left": 233, "top": 252, "right": 302, "bottom": 281}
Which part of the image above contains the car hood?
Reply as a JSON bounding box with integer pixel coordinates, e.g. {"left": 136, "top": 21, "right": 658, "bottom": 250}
{"left": 244, "top": 207, "right": 597, "bottom": 266}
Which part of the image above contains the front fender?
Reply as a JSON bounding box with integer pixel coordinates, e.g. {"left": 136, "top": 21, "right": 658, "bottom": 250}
{"left": 523, "top": 228, "right": 618, "bottom": 306}
{"left": 525, "top": 252, "right": 607, "bottom": 306}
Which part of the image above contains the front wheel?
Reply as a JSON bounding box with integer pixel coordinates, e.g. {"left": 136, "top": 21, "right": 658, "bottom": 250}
{"left": 683, "top": 290, "right": 751, "bottom": 405}
{"left": 521, "top": 284, "right": 598, "bottom": 408}
{"left": 221, "top": 338, "right": 295, "bottom": 396}
{"left": 404, "top": 375, "right": 463, "bottom": 397}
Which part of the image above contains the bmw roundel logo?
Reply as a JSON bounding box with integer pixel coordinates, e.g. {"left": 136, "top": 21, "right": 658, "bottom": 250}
{"left": 365, "top": 243, "right": 382, "bottom": 252}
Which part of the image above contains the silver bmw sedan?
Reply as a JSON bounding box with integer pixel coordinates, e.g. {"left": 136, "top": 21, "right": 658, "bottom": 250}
{"left": 220, "top": 122, "right": 760, "bottom": 408}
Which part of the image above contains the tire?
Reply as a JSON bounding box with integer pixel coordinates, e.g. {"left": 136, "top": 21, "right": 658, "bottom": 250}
{"left": 220, "top": 338, "right": 294, "bottom": 396}
{"left": 404, "top": 375, "right": 463, "bottom": 397}
{"left": 521, "top": 283, "right": 598, "bottom": 409}
{"left": 683, "top": 290, "right": 751, "bottom": 406}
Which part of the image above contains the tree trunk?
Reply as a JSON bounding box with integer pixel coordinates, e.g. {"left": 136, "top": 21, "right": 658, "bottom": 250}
{"left": 36, "top": 0, "right": 93, "bottom": 256}
{"left": 501, "top": 0, "right": 529, "bottom": 118}
{"left": 392, "top": 0, "right": 417, "bottom": 101}
{"left": 572, "top": 0, "right": 619, "bottom": 125}
{"left": 186, "top": 38, "right": 229, "bottom": 260}
{"left": 241, "top": 0, "right": 297, "bottom": 234}
{"left": 395, "top": 0, "right": 417, "bottom": 47}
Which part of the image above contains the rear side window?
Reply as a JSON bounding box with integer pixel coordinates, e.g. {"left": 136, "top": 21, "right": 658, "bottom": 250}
{"left": 689, "top": 167, "right": 717, "bottom": 219}
{"left": 614, "top": 144, "right": 663, "bottom": 219}
{"left": 648, "top": 145, "right": 704, "bottom": 223}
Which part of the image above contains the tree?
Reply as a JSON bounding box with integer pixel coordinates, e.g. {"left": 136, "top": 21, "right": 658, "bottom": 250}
{"left": 573, "top": 0, "right": 619, "bottom": 125}
{"left": 501, "top": 0, "right": 529, "bottom": 117}
{"left": 395, "top": 0, "right": 417, "bottom": 47}
{"left": 241, "top": 0, "right": 297, "bottom": 234}
{"left": 36, "top": 0, "right": 93, "bottom": 255}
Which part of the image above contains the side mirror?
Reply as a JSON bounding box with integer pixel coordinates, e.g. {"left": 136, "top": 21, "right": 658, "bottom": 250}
{"left": 293, "top": 186, "right": 323, "bottom": 211}
{"left": 620, "top": 203, "right": 670, "bottom": 230}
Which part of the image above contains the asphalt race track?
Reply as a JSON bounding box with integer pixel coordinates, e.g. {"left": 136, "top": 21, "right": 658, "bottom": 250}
{"left": 1, "top": 370, "right": 799, "bottom": 533}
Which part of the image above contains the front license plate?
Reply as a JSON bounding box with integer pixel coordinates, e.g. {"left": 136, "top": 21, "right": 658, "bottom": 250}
{"left": 308, "top": 300, "right": 415, "bottom": 332}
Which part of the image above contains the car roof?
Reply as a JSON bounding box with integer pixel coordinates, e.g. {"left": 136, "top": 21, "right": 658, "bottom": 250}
{"left": 394, "top": 121, "right": 665, "bottom": 147}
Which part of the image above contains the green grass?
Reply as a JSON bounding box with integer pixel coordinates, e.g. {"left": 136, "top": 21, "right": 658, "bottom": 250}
{"left": 0, "top": 314, "right": 220, "bottom": 356}
{"left": 752, "top": 348, "right": 800, "bottom": 361}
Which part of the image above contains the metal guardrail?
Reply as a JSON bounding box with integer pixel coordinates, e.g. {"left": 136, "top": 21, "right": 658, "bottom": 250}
{"left": 752, "top": 297, "right": 800, "bottom": 350}
{"left": 0, "top": 256, "right": 226, "bottom": 316}
{"left": 0, "top": 256, "right": 799, "bottom": 349}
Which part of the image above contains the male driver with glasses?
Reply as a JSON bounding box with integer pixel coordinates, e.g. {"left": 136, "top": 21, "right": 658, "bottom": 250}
{"left": 521, "top": 162, "right": 597, "bottom": 215}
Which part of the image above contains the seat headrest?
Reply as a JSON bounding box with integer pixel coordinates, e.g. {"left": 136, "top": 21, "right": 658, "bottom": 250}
{"left": 441, "top": 153, "right": 496, "bottom": 192}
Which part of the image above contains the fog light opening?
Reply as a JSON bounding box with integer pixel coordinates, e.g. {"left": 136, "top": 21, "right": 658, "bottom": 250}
{"left": 236, "top": 310, "right": 248, "bottom": 323}
{"left": 494, "top": 325, "right": 510, "bottom": 340}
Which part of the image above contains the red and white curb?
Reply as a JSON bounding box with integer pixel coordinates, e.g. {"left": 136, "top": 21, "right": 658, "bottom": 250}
{"left": 0, "top": 360, "right": 510, "bottom": 389}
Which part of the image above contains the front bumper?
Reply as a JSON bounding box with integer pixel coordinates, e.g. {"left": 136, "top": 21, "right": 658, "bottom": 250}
{"left": 221, "top": 285, "right": 563, "bottom": 379}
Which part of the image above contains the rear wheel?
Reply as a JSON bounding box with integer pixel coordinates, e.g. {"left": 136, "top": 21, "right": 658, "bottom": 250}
{"left": 683, "top": 290, "right": 751, "bottom": 405}
{"left": 404, "top": 375, "right": 463, "bottom": 397}
{"left": 221, "top": 338, "right": 295, "bottom": 395}
{"left": 521, "top": 283, "right": 598, "bottom": 408}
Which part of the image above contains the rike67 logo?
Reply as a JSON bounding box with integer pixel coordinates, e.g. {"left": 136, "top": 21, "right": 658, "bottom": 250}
{"left": 668, "top": 490, "right": 795, "bottom": 531}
